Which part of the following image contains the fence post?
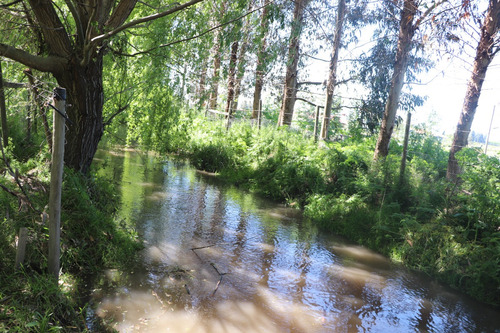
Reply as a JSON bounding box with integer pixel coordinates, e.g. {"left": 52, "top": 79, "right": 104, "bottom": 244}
{"left": 226, "top": 101, "right": 232, "bottom": 130}
{"left": 48, "top": 87, "right": 66, "bottom": 280}
{"left": 314, "top": 105, "right": 320, "bottom": 142}
{"left": 15, "top": 227, "right": 28, "bottom": 269}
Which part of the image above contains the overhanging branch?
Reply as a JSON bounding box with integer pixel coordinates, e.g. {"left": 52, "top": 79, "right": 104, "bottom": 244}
{"left": 91, "top": 0, "right": 205, "bottom": 45}
{"left": 0, "top": 43, "right": 65, "bottom": 73}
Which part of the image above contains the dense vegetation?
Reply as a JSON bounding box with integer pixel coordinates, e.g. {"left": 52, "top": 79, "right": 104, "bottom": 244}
{"left": 1, "top": 0, "right": 499, "bottom": 331}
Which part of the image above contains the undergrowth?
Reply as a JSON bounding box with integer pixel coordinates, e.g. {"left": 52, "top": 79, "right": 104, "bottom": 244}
{"left": 0, "top": 160, "right": 141, "bottom": 331}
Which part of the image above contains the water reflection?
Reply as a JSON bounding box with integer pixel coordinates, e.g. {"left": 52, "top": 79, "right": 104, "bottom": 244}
{"left": 91, "top": 149, "right": 500, "bottom": 332}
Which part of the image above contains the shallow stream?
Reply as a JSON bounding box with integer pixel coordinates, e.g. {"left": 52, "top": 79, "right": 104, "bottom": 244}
{"left": 89, "top": 149, "right": 499, "bottom": 332}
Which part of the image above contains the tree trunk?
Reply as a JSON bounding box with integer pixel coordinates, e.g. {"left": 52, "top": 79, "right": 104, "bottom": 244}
{"left": 232, "top": 1, "right": 254, "bottom": 110}
{"left": 447, "top": 0, "right": 500, "bottom": 180}
{"left": 198, "top": 58, "right": 208, "bottom": 107}
{"left": 54, "top": 56, "right": 104, "bottom": 174}
{"left": 373, "top": 0, "right": 417, "bottom": 160}
{"left": 320, "top": 0, "right": 346, "bottom": 141}
{"left": 278, "top": 0, "right": 309, "bottom": 127}
{"left": 0, "top": 60, "right": 8, "bottom": 147}
{"left": 209, "top": 33, "right": 222, "bottom": 110}
{"left": 399, "top": 111, "right": 411, "bottom": 184}
{"left": 252, "top": 0, "right": 270, "bottom": 119}
{"left": 225, "top": 41, "right": 239, "bottom": 117}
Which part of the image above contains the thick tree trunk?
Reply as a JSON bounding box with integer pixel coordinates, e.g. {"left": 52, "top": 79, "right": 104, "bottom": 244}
{"left": 320, "top": 0, "right": 346, "bottom": 140}
{"left": 278, "top": 0, "right": 309, "bottom": 127}
{"left": 225, "top": 41, "right": 239, "bottom": 117}
{"left": 252, "top": 0, "right": 270, "bottom": 119}
{"left": 0, "top": 60, "right": 8, "bottom": 147}
{"left": 54, "top": 56, "right": 104, "bottom": 174}
{"left": 447, "top": 0, "right": 500, "bottom": 180}
{"left": 373, "top": 0, "right": 417, "bottom": 160}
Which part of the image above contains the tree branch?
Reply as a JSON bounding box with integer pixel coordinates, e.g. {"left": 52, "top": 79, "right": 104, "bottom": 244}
{"left": 0, "top": 43, "right": 65, "bottom": 73}
{"left": 296, "top": 97, "right": 323, "bottom": 107}
{"left": 415, "top": 0, "right": 448, "bottom": 28}
{"left": 3, "top": 81, "right": 26, "bottom": 89}
{"left": 26, "top": 0, "right": 72, "bottom": 56}
{"left": 92, "top": 0, "right": 205, "bottom": 45}
{"left": 297, "top": 81, "right": 324, "bottom": 87}
{"left": 103, "top": 104, "right": 129, "bottom": 127}
{"left": 0, "top": 0, "right": 22, "bottom": 7}
{"left": 105, "top": 0, "right": 139, "bottom": 29}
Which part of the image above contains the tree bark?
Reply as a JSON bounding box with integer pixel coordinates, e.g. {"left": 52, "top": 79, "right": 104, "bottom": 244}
{"left": 225, "top": 41, "right": 239, "bottom": 117}
{"left": 447, "top": 0, "right": 500, "bottom": 180}
{"left": 278, "top": 0, "right": 309, "bottom": 127}
{"left": 55, "top": 56, "right": 105, "bottom": 173}
{"left": 232, "top": 1, "right": 254, "bottom": 110}
{"left": 320, "top": 0, "right": 346, "bottom": 140}
{"left": 0, "top": 60, "right": 8, "bottom": 147}
{"left": 373, "top": 0, "right": 417, "bottom": 160}
{"left": 252, "top": 0, "right": 270, "bottom": 119}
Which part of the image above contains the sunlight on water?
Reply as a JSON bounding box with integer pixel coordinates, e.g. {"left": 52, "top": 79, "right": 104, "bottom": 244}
{"left": 90, "top": 149, "right": 500, "bottom": 332}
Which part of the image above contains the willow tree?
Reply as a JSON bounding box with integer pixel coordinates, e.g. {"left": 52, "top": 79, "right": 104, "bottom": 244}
{"left": 447, "top": 0, "right": 500, "bottom": 180}
{"left": 0, "top": 0, "right": 204, "bottom": 173}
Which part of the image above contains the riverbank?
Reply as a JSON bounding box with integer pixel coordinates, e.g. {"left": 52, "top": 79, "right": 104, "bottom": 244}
{"left": 156, "top": 119, "right": 499, "bottom": 307}
{"left": 0, "top": 168, "right": 141, "bottom": 332}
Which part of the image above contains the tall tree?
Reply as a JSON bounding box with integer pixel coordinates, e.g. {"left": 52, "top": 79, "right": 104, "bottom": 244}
{"left": 252, "top": 0, "right": 271, "bottom": 119}
{"left": 278, "top": 0, "right": 310, "bottom": 127}
{"left": 447, "top": 0, "right": 500, "bottom": 180}
{"left": 373, "top": 0, "right": 444, "bottom": 160}
{"left": 320, "top": 0, "right": 346, "bottom": 140}
{"left": 225, "top": 41, "right": 239, "bottom": 116}
{"left": 208, "top": 0, "right": 228, "bottom": 110}
{"left": 0, "top": 59, "right": 7, "bottom": 147}
{"left": 0, "top": 0, "right": 204, "bottom": 173}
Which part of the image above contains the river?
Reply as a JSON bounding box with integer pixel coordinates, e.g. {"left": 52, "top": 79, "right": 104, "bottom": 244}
{"left": 88, "top": 148, "right": 499, "bottom": 332}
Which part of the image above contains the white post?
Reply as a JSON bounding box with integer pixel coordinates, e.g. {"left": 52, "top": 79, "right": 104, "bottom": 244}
{"left": 48, "top": 87, "right": 66, "bottom": 280}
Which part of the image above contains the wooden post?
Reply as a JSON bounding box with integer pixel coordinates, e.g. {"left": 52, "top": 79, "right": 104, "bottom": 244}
{"left": 313, "top": 105, "right": 320, "bottom": 142}
{"left": 226, "top": 101, "right": 232, "bottom": 130}
{"left": 48, "top": 87, "right": 66, "bottom": 280}
{"left": 15, "top": 227, "right": 28, "bottom": 269}
{"left": 258, "top": 99, "right": 262, "bottom": 130}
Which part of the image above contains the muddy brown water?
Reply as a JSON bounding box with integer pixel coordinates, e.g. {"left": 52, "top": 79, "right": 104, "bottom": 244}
{"left": 88, "top": 149, "right": 499, "bottom": 332}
